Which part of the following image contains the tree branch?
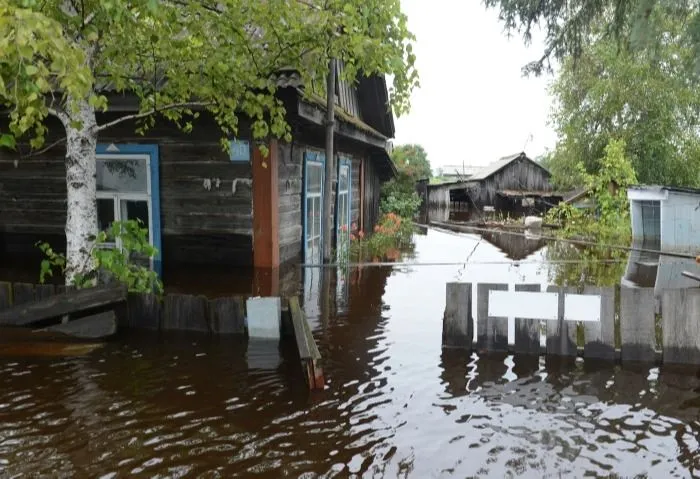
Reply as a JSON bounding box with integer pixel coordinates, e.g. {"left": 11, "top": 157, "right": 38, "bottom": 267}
{"left": 93, "top": 101, "right": 213, "bottom": 132}
{"left": 48, "top": 107, "right": 70, "bottom": 126}
{"left": 23, "top": 136, "right": 68, "bottom": 157}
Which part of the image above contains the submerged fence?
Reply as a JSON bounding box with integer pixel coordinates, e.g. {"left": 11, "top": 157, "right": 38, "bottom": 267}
{"left": 0, "top": 281, "right": 248, "bottom": 334}
{"left": 443, "top": 283, "right": 700, "bottom": 365}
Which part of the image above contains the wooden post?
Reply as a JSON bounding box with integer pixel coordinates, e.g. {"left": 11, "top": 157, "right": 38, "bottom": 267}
{"left": 289, "top": 297, "right": 324, "bottom": 390}
{"left": 252, "top": 267, "right": 280, "bottom": 297}
{"left": 662, "top": 289, "right": 700, "bottom": 365}
{"left": 620, "top": 287, "right": 656, "bottom": 362}
{"left": 582, "top": 286, "right": 616, "bottom": 360}
{"left": 252, "top": 140, "right": 280, "bottom": 269}
{"left": 442, "top": 283, "right": 472, "bottom": 349}
{"left": 545, "top": 286, "right": 578, "bottom": 357}
{"left": 323, "top": 58, "right": 337, "bottom": 263}
{"left": 514, "top": 284, "right": 541, "bottom": 355}
{"left": 476, "top": 283, "right": 508, "bottom": 352}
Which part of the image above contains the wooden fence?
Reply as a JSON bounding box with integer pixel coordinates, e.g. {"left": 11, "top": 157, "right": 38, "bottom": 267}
{"left": 0, "top": 281, "right": 250, "bottom": 335}
{"left": 443, "top": 282, "right": 700, "bottom": 365}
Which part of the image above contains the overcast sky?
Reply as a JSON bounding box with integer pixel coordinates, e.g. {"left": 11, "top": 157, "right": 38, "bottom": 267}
{"left": 393, "top": 0, "right": 558, "bottom": 170}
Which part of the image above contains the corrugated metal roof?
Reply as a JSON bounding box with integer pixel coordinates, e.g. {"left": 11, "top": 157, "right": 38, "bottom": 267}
{"left": 628, "top": 185, "right": 700, "bottom": 196}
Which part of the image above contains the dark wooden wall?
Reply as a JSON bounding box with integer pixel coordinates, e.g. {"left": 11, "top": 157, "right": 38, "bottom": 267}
{"left": 276, "top": 133, "right": 373, "bottom": 265}
{"left": 0, "top": 113, "right": 254, "bottom": 267}
{"left": 362, "top": 158, "right": 382, "bottom": 233}
{"left": 470, "top": 157, "right": 553, "bottom": 206}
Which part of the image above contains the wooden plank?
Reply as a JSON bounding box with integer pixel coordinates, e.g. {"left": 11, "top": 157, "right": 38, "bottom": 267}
{"left": 35, "top": 284, "right": 55, "bottom": 300}
{"left": 126, "top": 293, "right": 161, "bottom": 330}
{"left": 252, "top": 140, "right": 280, "bottom": 268}
{"left": 545, "top": 286, "right": 577, "bottom": 357}
{"left": 12, "top": 283, "right": 36, "bottom": 306}
{"left": 476, "top": 283, "right": 508, "bottom": 351}
{"left": 662, "top": 289, "right": 700, "bottom": 365}
{"left": 583, "top": 286, "right": 616, "bottom": 360}
{"left": 442, "top": 283, "right": 472, "bottom": 349}
{"left": 0, "top": 282, "right": 11, "bottom": 311}
{"left": 208, "top": 297, "right": 246, "bottom": 334}
{"left": 162, "top": 294, "right": 209, "bottom": 332}
{"left": 0, "top": 284, "right": 127, "bottom": 326}
{"left": 514, "top": 284, "right": 541, "bottom": 355}
{"left": 619, "top": 287, "right": 656, "bottom": 362}
{"left": 289, "top": 296, "right": 324, "bottom": 389}
{"left": 41, "top": 311, "right": 117, "bottom": 339}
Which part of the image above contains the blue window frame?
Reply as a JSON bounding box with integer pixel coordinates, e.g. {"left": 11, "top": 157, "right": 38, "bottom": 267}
{"left": 303, "top": 151, "right": 325, "bottom": 264}
{"left": 335, "top": 157, "right": 352, "bottom": 257}
{"left": 95, "top": 143, "right": 162, "bottom": 277}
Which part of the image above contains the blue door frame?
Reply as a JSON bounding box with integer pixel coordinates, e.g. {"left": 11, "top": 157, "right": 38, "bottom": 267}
{"left": 95, "top": 143, "right": 162, "bottom": 277}
{"left": 335, "top": 156, "right": 352, "bottom": 245}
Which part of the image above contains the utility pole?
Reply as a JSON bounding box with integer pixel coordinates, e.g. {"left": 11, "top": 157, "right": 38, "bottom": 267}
{"left": 323, "top": 58, "right": 336, "bottom": 263}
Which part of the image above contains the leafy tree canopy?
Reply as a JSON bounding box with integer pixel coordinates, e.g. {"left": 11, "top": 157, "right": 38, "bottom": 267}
{"left": 391, "top": 143, "right": 432, "bottom": 179}
{"left": 544, "top": 10, "right": 700, "bottom": 189}
{"left": 0, "top": 0, "right": 419, "bottom": 150}
{"left": 483, "top": 0, "right": 700, "bottom": 76}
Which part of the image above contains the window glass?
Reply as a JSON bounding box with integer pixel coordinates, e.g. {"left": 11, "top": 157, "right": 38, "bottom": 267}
{"left": 97, "top": 158, "right": 148, "bottom": 193}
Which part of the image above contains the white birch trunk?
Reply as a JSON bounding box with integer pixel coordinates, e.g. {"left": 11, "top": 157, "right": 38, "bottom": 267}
{"left": 63, "top": 98, "right": 98, "bottom": 285}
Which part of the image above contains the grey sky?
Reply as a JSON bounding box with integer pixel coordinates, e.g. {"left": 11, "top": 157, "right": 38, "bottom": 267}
{"left": 393, "top": 0, "right": 558, "bottom": 169}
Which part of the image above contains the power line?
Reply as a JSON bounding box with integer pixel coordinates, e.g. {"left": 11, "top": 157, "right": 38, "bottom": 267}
{"left": 423, "top": 221, "right": 699, "bottom": 261}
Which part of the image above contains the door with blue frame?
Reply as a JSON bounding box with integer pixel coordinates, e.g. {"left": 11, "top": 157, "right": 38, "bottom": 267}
{"left": 303, "top": 151, "right": 325, "bottom": 326}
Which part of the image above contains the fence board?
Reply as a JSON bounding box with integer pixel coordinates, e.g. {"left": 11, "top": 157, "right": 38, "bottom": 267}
{"left": 545, "top": 286, "right": 577, "bottom": 357}
{"left": 443, "top": 283, "right": 472, "bottom": 349}
{"left": 662, "top": 289, "right": 700, "bottom": 365}
{"left": 583, "top": 286, "right": 616, "bottom": 360}
{"left": 12, "top": 283, "right": 35, "bottom": 306}
{"left": 209, "top": 297, "right": 246, "bottom": 335}
{"left": 34, "top": 284, "right": 55, "bottom": 300}
{"left": 127, "top": 293, "right": 161, "bottom": 330}
{"left": 620, "top": 287, "right": 656, "bottom": 362}
{"left": 514, "top": 284, "right": 541, "bottom": 355}
{"left": 163, "top": 294, "right": 209, "bottom": 332}
{"left": 0, "top": 282, "right": 10, "bottom": 310}
{"left": 476, "top": 283, "right": 508, "bottom": 352}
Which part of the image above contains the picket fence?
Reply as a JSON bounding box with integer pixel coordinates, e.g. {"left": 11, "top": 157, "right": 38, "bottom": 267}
{"left": 443, "top": 283, "right": 700, "bottom": 365}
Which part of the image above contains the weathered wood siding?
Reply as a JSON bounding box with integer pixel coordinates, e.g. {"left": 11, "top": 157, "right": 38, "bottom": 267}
{"left": 277, "top": 138, "right": 365, "bottom": 264}
{"left": 0, "top": 114, "right": 254, "bottom": 266}
{"left": 469, "top": 157, "right": 553, "bottom": 206}
{"left": 362, "top": 157, "right": 382, "bottom": 233}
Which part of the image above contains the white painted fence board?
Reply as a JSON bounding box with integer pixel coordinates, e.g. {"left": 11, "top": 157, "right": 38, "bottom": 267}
{"left": 564, "top": 294, "right": 601, "bottom": 322}
{"left": 488, "top": 290, "right": 559, "bottom": 320}
{"left": 514, "top": 284, "right": 541, "bottom": 355}
{"left": 545, "top": 286, "right": 578, "bottom": 357}
{"left": 246, "top": 297, "right": 282, "bottom": 340}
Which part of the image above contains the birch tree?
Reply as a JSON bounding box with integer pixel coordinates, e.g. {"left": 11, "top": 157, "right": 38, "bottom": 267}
{"left": 0, "top": 1, "right": 417, "bottom": 284}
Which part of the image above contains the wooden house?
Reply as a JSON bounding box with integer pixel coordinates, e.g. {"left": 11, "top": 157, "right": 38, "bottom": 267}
{"left": 0, "top": 66, "right": 396, "bottom": 288}
{"left": 464, "top": 152, "right": 560, "bottom": 212}
{"left": 422, "top": 152, "right": 561, "bottom": 215}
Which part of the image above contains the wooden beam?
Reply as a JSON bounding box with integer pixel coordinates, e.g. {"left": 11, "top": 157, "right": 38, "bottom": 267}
{"left": 289, "top": 296, "right": 324, "bottom": 390}
{"left": 0, "top": 284, "right": 127, "bottom": 326}
{"left": 41, "top": 311, "right": 117, "bottom": 339}
{"left": 252, "top": 140, "right": 280, "bottom": 268}
{"left": 252, "top": 267, "right": 280, "bottom": 297}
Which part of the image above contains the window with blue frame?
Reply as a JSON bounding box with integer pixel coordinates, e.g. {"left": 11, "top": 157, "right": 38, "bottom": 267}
{"left": 95, "top": 144, "right": 162, "bottom": 276}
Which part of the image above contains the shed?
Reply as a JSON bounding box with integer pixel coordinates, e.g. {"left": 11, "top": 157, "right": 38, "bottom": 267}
{"left": 0, "top": 63, "right": 396, "bottom": 292}
{"left": 622, "top": 185, "right": 700, "bottom": 308}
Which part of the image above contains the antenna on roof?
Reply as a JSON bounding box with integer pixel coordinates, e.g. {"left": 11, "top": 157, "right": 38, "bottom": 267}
{"left": 523, "top": 133, "right": 533, "bottom": 152}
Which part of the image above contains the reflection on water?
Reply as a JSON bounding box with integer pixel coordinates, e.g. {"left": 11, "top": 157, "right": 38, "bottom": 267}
{"left": 0, "top": 228, "right": 699, "bottom": 476}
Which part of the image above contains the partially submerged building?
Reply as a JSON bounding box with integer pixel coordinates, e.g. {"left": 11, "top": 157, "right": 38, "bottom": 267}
{"left": 0, "top": 67, "right": 396, "bottom": 291}
{"left": 622, "top": 185, "right": 700, "bottom": 305}
{"left": 423, "top": 152, "right": 562, "bottom": 215}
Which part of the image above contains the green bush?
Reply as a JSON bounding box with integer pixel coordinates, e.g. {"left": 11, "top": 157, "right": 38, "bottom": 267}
{"left": 37, "top": 219, "right": 163, "bottom": 294}
{"left": 380, "top": 172, "right": 422, "bottom": 219}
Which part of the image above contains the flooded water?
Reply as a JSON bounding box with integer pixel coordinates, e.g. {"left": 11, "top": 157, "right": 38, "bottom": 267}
{"left": 1, "top": 228, "right": 700, "bottom": 477}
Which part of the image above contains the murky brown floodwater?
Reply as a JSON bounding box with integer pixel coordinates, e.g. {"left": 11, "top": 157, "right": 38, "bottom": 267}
{"left": 1, "top": 228, "right": 700, "bottom": 478}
